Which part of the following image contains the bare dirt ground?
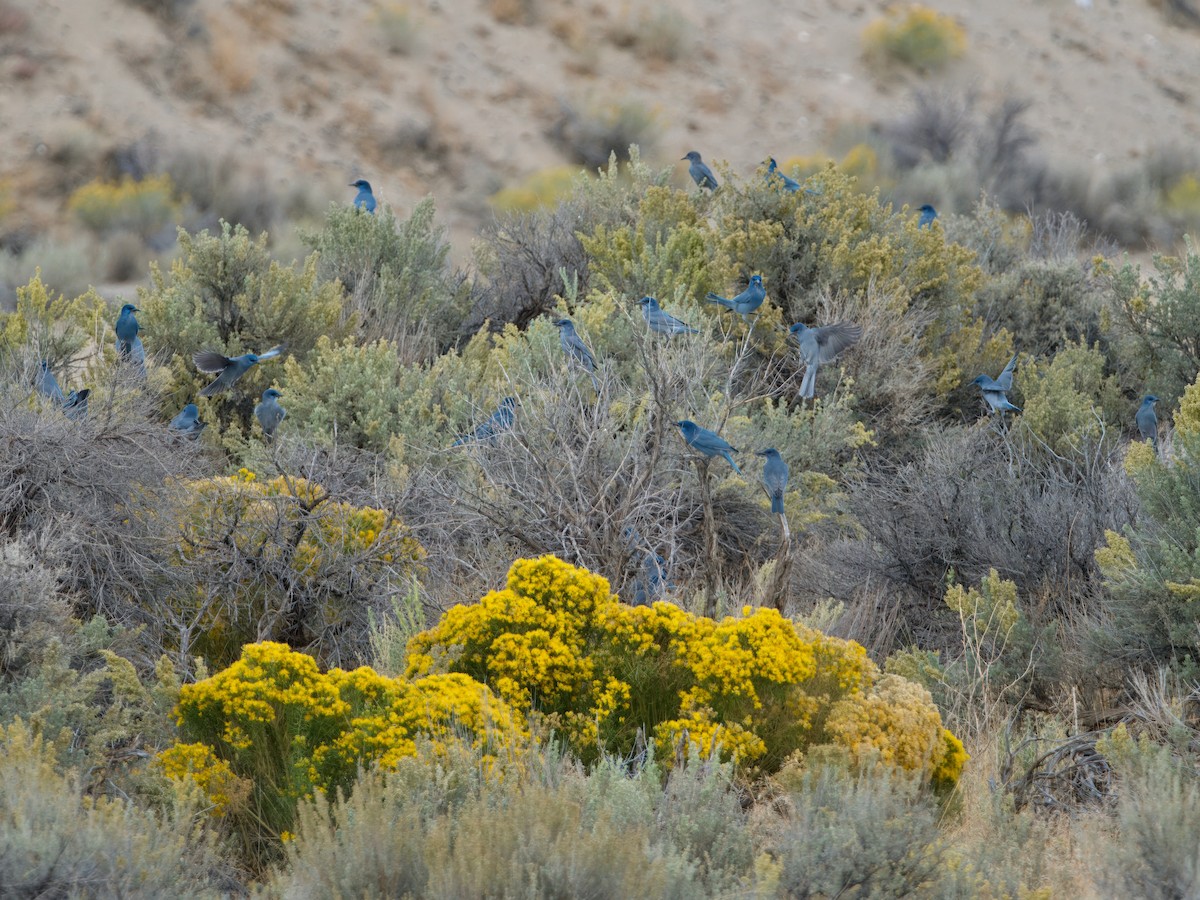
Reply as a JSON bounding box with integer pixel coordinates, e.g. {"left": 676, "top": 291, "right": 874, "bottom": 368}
{"left": 1, "top": 0, "right": 1198, "bottom": 262}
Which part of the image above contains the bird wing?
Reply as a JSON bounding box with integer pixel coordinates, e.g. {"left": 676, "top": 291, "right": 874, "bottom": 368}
{"left": 193, "top": 350, "right": 233, "bottom": 373}
{"left": 814, "top": 323, "right": 864, "bottom": 363}
{"left": 994, "top": 354, "right": 1018, "bottom": 391}
{"left": 569, "top": 335, "right": 596, "bottom": 370}
{"left": 256, "top": 344, "right": 288, "bottom": 361}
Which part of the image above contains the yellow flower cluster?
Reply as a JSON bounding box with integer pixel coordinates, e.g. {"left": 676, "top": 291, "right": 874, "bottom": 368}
{"left": 407, "top": 556, "right": 966, "bottom": 784}
{"left": 156, "top": 741, "right": 251, "bottom": 816}
{"left": 168, "top": 642, "right": 526, "bottom": 814}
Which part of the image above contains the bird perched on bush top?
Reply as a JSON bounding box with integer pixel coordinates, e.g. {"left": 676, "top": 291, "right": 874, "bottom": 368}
{"left": 971, "top": 354, "right": 1021, "bottom": 414}
{"left": 676, "top": 419, "right": 742, "bottom": 473}
{"left": 169, "top": 403, "right": 206, "bottom": 438}
{"left": 350, "top": 179, "right": 376, "bottom": 213}
{"left": 918, "top": 204, "right": 939, "bottom": 228}
{"left": 114, "top": 303, "right": 141, "bottom": 358}
{"left": 682, "top": 151, "right": 719, "bottom": 191}
{"left": 706, "top": 275, "right": 766, "bottom": 324}
{"left": 1136, "top": 395, "right": 1159, "bottom": 451}
{"left": 638, "top": 296, "right": 697, "bottom": 335}
{"left": 789, "top": 320, "right": 864, "bottom": 400}
{"left": 193, "top": 344, "right": 287, "bottom": 397}
{"left": 553, "top": 318, "right": 599, "bottom": 390}
{"left": 766, "top": 157, "right": 802, "bottom": 193}
{"left": 255, "top": 388, "right": 287, "bottom": 441}
{"left": 756, "top": 448, "right": 789, "bottom": 514}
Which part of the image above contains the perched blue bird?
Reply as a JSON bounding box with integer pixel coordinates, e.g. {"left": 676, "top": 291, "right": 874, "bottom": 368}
{"left": 62, "top": 389, "right": 90, "bottom": 421}
{"left": 553, "top": 318, "right": 599, "bottom": 389}
{"left": 255, "top": 388, "right": 286, "bottom": 441}
{"left": 918, "top": 204, "right": 938, "bottom": 228}
{"left": 789, "top": 321, "right": 864, "bottom": 400}
{"left": 1136, "top": 395, "right": 1159, "bottom": 451}
{"left": 756, "top": 448, "right": 789, "bottom": 515}
{"left": 706, "top": 275, "right": 766, "bottom": 324}
{"left": 676, "top": 419, "right": 742, "bottom": 473}
{"left": 631, "top": 552, "right": 667, "bottom": 606}
{"left": 638, "top": 296, "right": 697, "bottom": 335}
{"left": 350, "top": 179, "right": 376, "bottom": 213}
{"left": 453, "top": 397, "right": 517, "bottom": 446}
{"left": 169, "top": 403, "right": 206, "bottom": 438}
{"left": 971, "top": 354, "right": 1021, "bottom": 414}
{"left": 766, "top": 157, "right": 802, "bottom": 193}
{"left": 193, "top": 344, "right": 287, "bottom": 397}
{"left": 36, "top": 360, "right": 65, "bottom": 404}
{"left": 682, "top": 151, "right": 718, "bottom": 191}
{"left": 114, "top": 304, "right": 140, "bottom": 358}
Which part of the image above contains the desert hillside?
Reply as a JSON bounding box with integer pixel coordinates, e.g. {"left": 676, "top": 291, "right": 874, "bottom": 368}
{"left": 2, "top": 0, "right": 1199, "bottom": 275}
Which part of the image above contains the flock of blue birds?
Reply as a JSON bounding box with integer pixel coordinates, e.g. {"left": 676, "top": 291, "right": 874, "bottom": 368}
{"left": 33, "top": 163, "right": 1161, "bottom": 545}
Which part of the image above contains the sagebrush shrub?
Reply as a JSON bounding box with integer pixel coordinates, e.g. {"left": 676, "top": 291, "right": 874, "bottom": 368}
{"left": 863, "top": 5, "right": 967, "bottom": 73}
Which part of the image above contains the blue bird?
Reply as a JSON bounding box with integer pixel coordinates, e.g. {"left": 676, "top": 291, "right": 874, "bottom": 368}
{"left": 453, "top": 397, "right": 517, "bottom": 446}
{"left": 193, "top": 344, "right": 287, "bottom": 397}
{"left": 676, "top": 419, "right": 742, "bottom": 473}
{"left": 169, "top": 403, "right": 206, "bottom": 438}
{"left": 255, "top": 388, "right": 287, "bottom": 441}
{"left": 706, "top": 275, "right": 766, "bottom": 324}
{"left": 638, "top": 296, "right": 697, "bottom": 335}
{"left": 1136, "top": 395, "right": 1159, "bottom": 451}
{"left": 971, "top": 354, "right": 1021, "bottom": 414}
{"left": 766, "top": 157, "right": 802, "bottom": 193}
{"left": 756, "top": 448, "right": 789, "bottom": 515}
{"left": 553, "top": 318, "right": 599, "bottom": 389}
{"left": 682, "top": 151, "right": 718, "bottom": 191}
{"left": 631, "top": 552, "right": 667, "bottom": 606}
{"left": 918, "top": 204, "right": 938, "bottom": 228}
{"left": 350, "top": 179, "right": 376, "bottom": 213}
{"left": 36, "top": 360, "right": 65, "bottom": 405}
{"left": 62, "top": 388, "right": 90, "bottom": 421}
{"left": 114, "top": 304, "right": 140, "bottom": 358}
{"left": 789, "top": 321, "right": 863, "bottom": 400}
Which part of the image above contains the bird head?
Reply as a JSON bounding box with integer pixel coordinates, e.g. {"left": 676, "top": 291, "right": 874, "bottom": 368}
{"left": 755, "top": 448, "right": 778, "bottom": 458}
{"left": 1145, "top": 395, "right": 1159, "bottom": 405}
{"left": 350, "top": 179, "right": 372, "bottom": 190}
{"left": 750, "top": 275, "right": 763, "bottom": 287}
{"left": 500, "top": 396, "right": 517, "bottom": 408}
{"left": 263, "top": 388, "right": 282, "bottom": 400}
{"left": 767, "top": 157, "right": 778, "bottom": 170}
{"left": 183, "top": 403, "right": 198, "bottom": 415}
{"left": 119, "top": 303, "right": 139, "bottom": 314}
{"left": 637, "top": 296, "right": 655, "bottom": 308}
{"left": 970, "top": 375, "right": 988, "bottom": 386}
{"left": 919, "top": 204, "right": 937, "bottom": 215}
{"left": 682, "top": 151, "right": 701, "bottom": 162}
{"left": 245, "top": 353, "right": 259, "bottom": 364}
{"left": 552, "top": 318, "right": 571, "bottom": 328}
{"left": 788, "top": 322, "right": 808, "bottom": 336}
{"left": 38, "top": 360, "right": 50, "bottom": 371}
{"left": 675, "top": 419, "right": 695, "bottom": 432}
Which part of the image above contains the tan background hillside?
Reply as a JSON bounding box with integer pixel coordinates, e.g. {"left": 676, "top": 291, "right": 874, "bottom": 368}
{"left": 2, "top": 0, "right": 1199, "bottom": 262}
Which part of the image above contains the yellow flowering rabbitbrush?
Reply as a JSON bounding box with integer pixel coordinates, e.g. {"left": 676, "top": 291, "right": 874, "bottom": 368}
{"left": 161, "top": 641, "right": 525, "bottom": 855}
{"left": 406, "top": 555, "right": 966, "bottom": 784}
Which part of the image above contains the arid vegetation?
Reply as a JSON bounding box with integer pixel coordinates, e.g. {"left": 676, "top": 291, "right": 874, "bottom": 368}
{"left": 1, "top": 141, "right": 1199, "bottom": 895}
